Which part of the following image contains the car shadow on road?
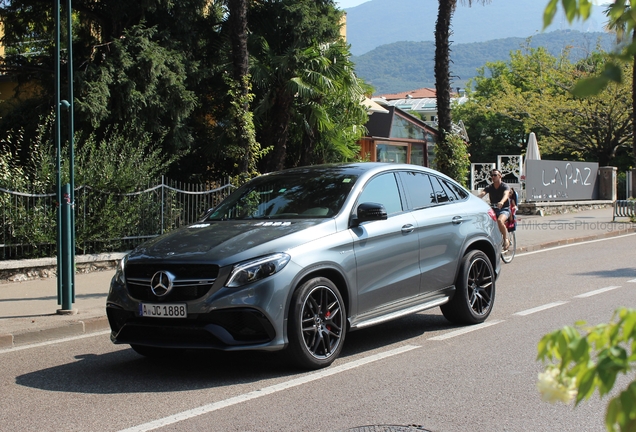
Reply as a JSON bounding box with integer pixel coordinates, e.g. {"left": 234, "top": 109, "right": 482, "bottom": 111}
{"left": 572, "top": 267, "right": 636, "bottom": 279}
{"left": 15, "top": 311, "right": 456, "bottom": 395}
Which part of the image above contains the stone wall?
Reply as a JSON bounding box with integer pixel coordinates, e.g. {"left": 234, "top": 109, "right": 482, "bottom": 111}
{"left": 518, "top": 200, "right": 613, "bottom": 216}
{"left": 0, "top": 253, "right": 125, "bottom": 283}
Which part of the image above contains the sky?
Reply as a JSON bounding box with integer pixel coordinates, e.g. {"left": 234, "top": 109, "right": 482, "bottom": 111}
{"left": 335, "top": 0, "right": 369, "bottom": 9}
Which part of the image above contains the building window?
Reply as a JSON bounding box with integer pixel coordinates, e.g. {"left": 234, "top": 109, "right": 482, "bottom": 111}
{"left": 411, "top": 144, "right": 425, "bottom": 166}
{"left": 390, "top": 116, "right": 426, "bottom": 140}
{"left": 376, "top": 143, "right": 407, "bottom": 163}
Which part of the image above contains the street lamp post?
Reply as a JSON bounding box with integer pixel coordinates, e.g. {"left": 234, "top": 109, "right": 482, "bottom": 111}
{"left": 55, "top": 0, "right": 76, "bottom": 314}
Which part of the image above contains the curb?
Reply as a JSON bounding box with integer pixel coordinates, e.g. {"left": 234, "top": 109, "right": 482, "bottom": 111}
{"left": 0, "top": 316, "right": 110, "bottom": 350}
{"left": 516, "top": 227, "right": 636, "bottom": 253}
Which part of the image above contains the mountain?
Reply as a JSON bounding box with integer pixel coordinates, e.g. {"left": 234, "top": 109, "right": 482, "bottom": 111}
{"left": 344, "top": 0, "right": 610, "bottom": 56}
{"left": 351, "top": 30, "right": 616, "bottom": 95}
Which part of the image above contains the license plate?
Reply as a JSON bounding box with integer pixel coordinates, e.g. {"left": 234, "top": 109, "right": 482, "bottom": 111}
{"left": 139, "top": 303, "right": 187, "bottom": 318}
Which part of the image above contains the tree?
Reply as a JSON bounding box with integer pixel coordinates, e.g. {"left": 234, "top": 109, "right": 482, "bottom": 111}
{"left": 544, "top": 0, "right": 636, "bottom": 193}
{"left": 249, "top": 0, "right": 367, "bottom": 172}
{"left": 226, "top": 0, "right": 259, "bottom": 177}
{"left": 434, "top": 0, "right": 489, "bottom": 180}
{"left": 455, "top": 46, "right": 633, "bottom": 168}
{"left": 0, "top": 0, "right": 210, "bottom": 169}
{"left": 0, "top": 0, "right": 369, "bottom": 181}
{"left": 603, "top": 2, "right": 636, "bottom": 197}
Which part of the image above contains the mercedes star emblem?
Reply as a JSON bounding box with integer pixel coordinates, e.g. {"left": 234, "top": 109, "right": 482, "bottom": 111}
{"left": 150, "top": 271, "right": 174, "bottom": 297}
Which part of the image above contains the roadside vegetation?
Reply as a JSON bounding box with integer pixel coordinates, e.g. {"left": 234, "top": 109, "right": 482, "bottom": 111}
{"left": 453, "top": 46, "right": 634, "bottom": 171}
{"left": 0, "top": 0, "right": 369, "bottom": 188}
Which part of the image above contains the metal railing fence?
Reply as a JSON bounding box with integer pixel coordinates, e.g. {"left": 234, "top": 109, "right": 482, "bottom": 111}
{"left": 0, "top": 177, "right": 234, "bottom": 261}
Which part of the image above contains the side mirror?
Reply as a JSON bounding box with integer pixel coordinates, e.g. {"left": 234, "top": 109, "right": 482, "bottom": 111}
{"left": 353, "top": 202, "right": 388, "bottom": 226}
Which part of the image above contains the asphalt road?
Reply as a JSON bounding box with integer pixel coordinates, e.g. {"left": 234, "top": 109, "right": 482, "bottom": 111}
{"left": 1, "top": 234, "right": 635, "bottom": 432}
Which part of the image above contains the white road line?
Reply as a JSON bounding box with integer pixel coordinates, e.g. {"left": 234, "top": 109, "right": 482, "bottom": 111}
{"left": 119, "top": 344, "right": 421, "bottom": 432}
{"left": 514, "top": 301, "right": 568, "bottom": 316}
{"left": 515, "top": 233, "right": 636, "bottom": 257}
{"left": 0, "top": 330, "right": 111, "bottom": 355}
{"left": 427, "top": 319, "right": 504, "bottom": 341}
{"left": 574, "top": 286, "right": 622, "bottom": 298}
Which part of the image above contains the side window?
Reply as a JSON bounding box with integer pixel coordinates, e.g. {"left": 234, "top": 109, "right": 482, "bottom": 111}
{"left": 429, "top": 176, "right": 450, "bottom": 203}
{"left": 398, "top": 171, "right": 437, "bottom": 209}
{"left": 444, "top": 179, "right": 469, "bottom": 200}
{"left": 357, "top": 173, "right": 403, "bottom": 215}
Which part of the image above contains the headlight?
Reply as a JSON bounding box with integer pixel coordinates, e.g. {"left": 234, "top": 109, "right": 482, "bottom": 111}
{"left": 226, "top": 253, "right": 291, "bottom": 288}
{"left": 114, "top": 255, "right": 128, "bottom": 285}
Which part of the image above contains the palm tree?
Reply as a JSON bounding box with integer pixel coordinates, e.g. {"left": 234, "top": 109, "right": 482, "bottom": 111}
{"left": 434, "top": 0, "right": 490, "bottom": 176}
{"left": 604, "top": 1, "right": 636, "bottom": 197}
{"left": 249, "top": 0, "right": 363, "bottom": 172}
{"left": 251, "top": 40, "right": 366, "bottom": 171}
{"left": 226, "top": 0, "right": 258, "bottom": 174}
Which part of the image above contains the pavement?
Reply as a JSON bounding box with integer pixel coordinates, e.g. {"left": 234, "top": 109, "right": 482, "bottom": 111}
{"left": 1, "top": 206, "right": 635, "bottom": 350}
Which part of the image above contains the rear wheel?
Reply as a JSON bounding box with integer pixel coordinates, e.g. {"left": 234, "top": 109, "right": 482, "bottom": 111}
{"left": 288, "top": 277, "right": 346, "bottom": 369}
{"left": 441, "top": 250, "right": 495, "bottom": 324}
{"left": 501, "top": 231, "right": 516, "bottom": 263}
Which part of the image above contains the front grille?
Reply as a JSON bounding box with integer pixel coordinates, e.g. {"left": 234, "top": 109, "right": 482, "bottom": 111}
{"left": 124, "top": 262, "right": 219, "bottom": 302}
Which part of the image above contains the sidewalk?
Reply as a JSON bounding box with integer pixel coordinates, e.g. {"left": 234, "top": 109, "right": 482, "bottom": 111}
{"left": 1, "top": 206, "right": 634, "bottom": 350}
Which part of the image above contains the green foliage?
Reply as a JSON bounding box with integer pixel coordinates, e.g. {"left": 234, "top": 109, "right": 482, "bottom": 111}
{"left": 455, "top": 46, "right": 633, "bottom": 168}
{"left": 75, "top": 23, "right": 198, "bottom": 153}
{"left": 543, "top": 1, "right": 635, "bottom": 96}
{"left": 0, "top": 114, "right": 176, "bottom": 257}
{"left": 249, "top": 0, "right": 368, "bottom": 171}
{"left": 537, "top": 308, "right": 636, "bottom": 432}
{"left": 223, "top": 73, "right": 266, "bottom": 182}
{"left": 0, "top": 0, "right": 368, "bottom": 183}
{"left": 434, "top": 133, "right": 471, "bottom": 186}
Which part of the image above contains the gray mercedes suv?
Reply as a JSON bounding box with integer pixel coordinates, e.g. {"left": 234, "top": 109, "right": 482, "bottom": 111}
{"left": 107, "top": 163, "right": 502, "bottom": 369}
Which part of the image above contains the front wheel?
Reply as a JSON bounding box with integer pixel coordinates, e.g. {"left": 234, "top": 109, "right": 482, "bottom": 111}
{"left": 288, "top": 277, "right": 346, "bottom": 369}
{"left": 501, "top": 231, "right": 516, "bottom": 263}
{"left": 440, "top": 250, "right": 495, "bottom": 324}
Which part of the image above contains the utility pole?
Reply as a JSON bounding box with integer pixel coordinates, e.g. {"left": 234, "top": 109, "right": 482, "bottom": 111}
{"left": 55, "top": 0, "right": 76, "bottom": 314}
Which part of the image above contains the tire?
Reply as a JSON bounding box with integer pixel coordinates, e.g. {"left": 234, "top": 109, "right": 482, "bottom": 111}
{"left": 130, "top": 344, "right": 184, "bottom": 359}
{"left": 501, "top": 231, "right": 516, "bottom": 263}
{"left": 288, "top": 277, "right": 346, "bottom": 369}
{"left": 440, "top": 250, "right": 495, "bottom": 325}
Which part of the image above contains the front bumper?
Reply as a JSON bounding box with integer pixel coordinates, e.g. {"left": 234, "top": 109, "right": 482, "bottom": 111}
{"left": 106, "top": 261, "right": 300, "bottom": 351}
{"left": 107, "top": 305, "right": 277, "bottom": 349}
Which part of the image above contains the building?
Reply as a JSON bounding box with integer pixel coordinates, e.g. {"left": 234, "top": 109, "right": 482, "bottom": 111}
{"left": 373, "top": 87, "right": 468, "bottom": 125}
{"left": 360, "top": 105, "right": 438, "bottom": 167}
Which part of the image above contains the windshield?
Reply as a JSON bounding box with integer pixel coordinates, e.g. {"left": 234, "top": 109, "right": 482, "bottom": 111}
{"left": 206, "top": 172, "right": 359, "bottom": 221}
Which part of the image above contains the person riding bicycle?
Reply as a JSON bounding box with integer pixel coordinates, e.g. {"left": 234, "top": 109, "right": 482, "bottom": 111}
{"left": 478, "top": 169, "right": 511, "bottom": 250}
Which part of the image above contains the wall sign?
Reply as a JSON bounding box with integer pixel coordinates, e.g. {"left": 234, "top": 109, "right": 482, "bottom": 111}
{"left": 525, "top": 160, "right": 598, "bottom": 201}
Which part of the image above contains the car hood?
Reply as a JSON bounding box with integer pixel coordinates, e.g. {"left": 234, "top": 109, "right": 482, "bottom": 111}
{"left": 127, "top": 219, "right": 335, "bottom": 265}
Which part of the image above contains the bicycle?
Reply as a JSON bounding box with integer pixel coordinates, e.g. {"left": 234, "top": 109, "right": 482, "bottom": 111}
{"left": 491, "top": 203, "right": 516, "bottom": 263}
{"left": 501, "top": 222, "right": 516, "bottom": 263}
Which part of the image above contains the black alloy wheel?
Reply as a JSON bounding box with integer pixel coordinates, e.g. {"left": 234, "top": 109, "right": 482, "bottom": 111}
{"left": 288, "top": 277, "right": 346, "bottom": 369}
{"left": 440, "top": 250, "right": 495, "bottom": 324}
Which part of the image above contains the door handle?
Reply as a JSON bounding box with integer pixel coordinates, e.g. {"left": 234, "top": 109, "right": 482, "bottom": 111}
{"left": 452, "top": 216, "right": 464, "bottom": 225}
{"left": 401, "top": 224, "right": 415, "bottom": 234}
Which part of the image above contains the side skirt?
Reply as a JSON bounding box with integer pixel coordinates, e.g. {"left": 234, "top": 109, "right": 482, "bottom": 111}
{"left": 349, "top": 287, "right": 455, "bottom": 330}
